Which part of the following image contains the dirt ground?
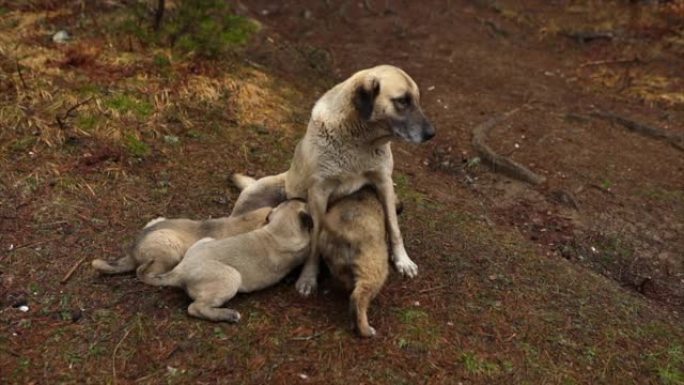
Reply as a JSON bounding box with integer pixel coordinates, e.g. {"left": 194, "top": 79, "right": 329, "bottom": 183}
{"left": 1, "top": 1, "right": 683, "bottom": 384}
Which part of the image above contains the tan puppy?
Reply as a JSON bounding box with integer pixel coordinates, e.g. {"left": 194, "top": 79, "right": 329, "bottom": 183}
{"left": 230, "top": 65, "right": 435, "bottom": 296}
{"left": 319, "top": 186, "right": 389, "bottom": 338}
{"left": 91, "top": 207, "right": 271, "bottom": 277}
{"left": 137, "top": 200, "right": 312, "bottom": 322}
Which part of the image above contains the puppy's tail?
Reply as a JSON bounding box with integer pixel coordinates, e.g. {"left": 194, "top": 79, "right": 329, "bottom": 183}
{"left": 92, "top": 255, "right": 136, "bottom": 274}
{"left": 136, "top": 260, "right": 183, "bottom": 287}
{"left": 231, "top": 173, "right": 257, "bottom": 191}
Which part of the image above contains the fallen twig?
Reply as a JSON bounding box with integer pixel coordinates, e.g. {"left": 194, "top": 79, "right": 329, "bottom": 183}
{"left": 418, "top": 284, "right": 447, "bottom": 294}
{"left": 15, "top": 59, "right": 28, "bottom": 90}
{"left": 561, "top": 30, "right": 614, "bottom": 43}
{"left": 11, "top": 237, "right": 61, "bottom": 251}
{"left": 472, "top": 108, "right": 546, "bottom": 185}
{"left": 112, "top": 328, "right": 132, "bottom": 385}
{"left": 591, "top": 111, "right": 684, "bottom": 152}
{"left": 290, "top": 332, "right": 324, "bottom": 341}
{"left": 56, "top": 97, "right": 93, "bottom": 130}
{"left": 588, "top": 183, "right": 615, "bottom": 197}
{"left": 61, "top": 256, "right": 87, "bottom": 284}
{"left": 579, "top": 57, "right": 640, "bottom": 68}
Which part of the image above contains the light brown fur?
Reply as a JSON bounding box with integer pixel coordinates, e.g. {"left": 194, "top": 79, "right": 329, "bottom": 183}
{"left": 230, "top": 65, "right": 435, "bottom": 296}
{"left": 319, "top": 187, "right": 389, "bottom": 338}
{"left": 137, "top": 200, "right": 312, "bottom": 322}
{"left": 91, "top": 207, "right": 271, "bottom": 277}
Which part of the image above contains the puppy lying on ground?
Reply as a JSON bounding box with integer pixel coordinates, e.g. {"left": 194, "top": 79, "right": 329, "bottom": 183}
{"left": 319, "top": 186, "right": 389, "bottom": 338}
{"left": 137, "top": 199, "right": 312, "bottom": 322}
{"left": 91, "top": 207, "right": 271, "bottom": 277}
{"left": 235, "top": 176, "right": 392, "bottom": 337}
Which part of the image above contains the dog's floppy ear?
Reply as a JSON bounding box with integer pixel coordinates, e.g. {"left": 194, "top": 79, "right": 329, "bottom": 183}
{"left": 353, "top": 76, "right": 380, "bottom": 121}
{"left": 298, "top": 211, "right": 313, "bottom": 231}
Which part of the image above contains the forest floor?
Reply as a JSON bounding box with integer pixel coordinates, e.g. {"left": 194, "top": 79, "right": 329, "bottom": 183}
{"left": 1, "top": 1, "right": 683, "bottom": 384}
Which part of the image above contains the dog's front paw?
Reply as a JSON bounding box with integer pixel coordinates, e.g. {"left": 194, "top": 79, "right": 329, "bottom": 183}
{"left": 393, "top": 248, "right": 418, "bottom": 278}
{"left": 295, "top": 275, "right": 317, "bottom": 297}
{"left": 359, "top": 326, "right": 377, "bottom": 338}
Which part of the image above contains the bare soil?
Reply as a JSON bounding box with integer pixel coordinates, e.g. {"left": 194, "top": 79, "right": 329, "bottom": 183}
{"left": 1, "top": 1, "right": 683, "bottom": 384}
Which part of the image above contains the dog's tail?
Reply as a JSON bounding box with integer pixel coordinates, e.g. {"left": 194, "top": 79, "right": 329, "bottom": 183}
{"left": 92, "top": 255, "right": 136, "bottom": 274}
{"left": 136, "top": 260, "right": 183, "bottom": 287}
{"left": 231, "top": 173, "right": 257, "bottom": 191}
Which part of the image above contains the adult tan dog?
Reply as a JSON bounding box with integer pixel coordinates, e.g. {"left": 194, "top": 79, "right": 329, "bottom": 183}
{"left": 137, "top": 200, "right": 312, "bottom": 322}
{"left": 230, "top": 65, "right": 435, "bottom": 296}
{"left": 91, "top": 208, "right": 271, "bottom": 277}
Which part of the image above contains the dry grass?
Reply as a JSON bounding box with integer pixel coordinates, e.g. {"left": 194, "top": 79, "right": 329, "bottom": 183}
{"left": 1, "top": 2, "right": 683, "bottom": 385}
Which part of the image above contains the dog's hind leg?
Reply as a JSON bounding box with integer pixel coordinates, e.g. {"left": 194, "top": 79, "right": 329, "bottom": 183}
{"left": 230, "top": 173, "right": 257, "bottom": 190}
{"left": 92, "top": 254, "right": 136, "bottom": 274}
{"left": 350, "top": 280, "right": 383, "bottom": 338}
{"left": 230, "top": 172, "right": 287, "bottom": 216}
{"left": 185, "top": 262, "right": 243, "bottom": 322}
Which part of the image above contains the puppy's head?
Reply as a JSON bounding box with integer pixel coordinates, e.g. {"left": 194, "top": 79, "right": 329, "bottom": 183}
{"left": 352, "top": 65, "right": 435, "bottom": 143}
{"left": 266, "top": 199, "right": 313, "bottom": 234}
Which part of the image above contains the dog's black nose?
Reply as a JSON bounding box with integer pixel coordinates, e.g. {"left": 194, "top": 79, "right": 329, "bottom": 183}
{"left": 421, "top": 122, "right": 436, "bottom": 141}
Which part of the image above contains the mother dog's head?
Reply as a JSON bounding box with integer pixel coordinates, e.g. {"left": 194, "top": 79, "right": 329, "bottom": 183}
{"left": 352, "top": 65, "right": 435, "bottom": 144}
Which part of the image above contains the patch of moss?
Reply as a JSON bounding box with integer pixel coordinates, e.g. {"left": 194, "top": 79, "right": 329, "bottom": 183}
{"left": 169, "top": 1, "right": 258, "bottom": 58}
{"left": 124, "top": 134, "right": 150, "bottom": 158}
{"left": 10, "top": 136, "right": 36, "bottom": 152}
{"left": 106, "top": 94, "right": 153, "bottom": 117}
{"left": 120, "top": 0, "right": 258, "bottom": 59}
{"left": 460, "top": 352, "right": 502, "bottom": 376}
{"left": 76, "top": 114, "right": 98, "bottom": 131}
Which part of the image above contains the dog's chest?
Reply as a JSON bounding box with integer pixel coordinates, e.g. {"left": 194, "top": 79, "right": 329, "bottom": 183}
{"left": 320, "top": 143, "right": 388, "bottom": 174}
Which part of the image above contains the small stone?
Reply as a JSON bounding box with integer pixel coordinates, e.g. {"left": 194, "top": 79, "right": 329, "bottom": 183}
{"left": 19, "top": 305, "right": 29, "bottom": 312}
{"left": 52, "top": 30, "right": 70, "bottom": 44}
{"left": 298, "top": 373, "right": 309, "bottom": 380}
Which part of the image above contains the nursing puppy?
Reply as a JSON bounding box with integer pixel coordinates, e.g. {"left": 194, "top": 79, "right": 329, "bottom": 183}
{"left": 137, "top": 200, "right": 312, "bottom": 322}
{"left": 319, "top": 186, "right": 389, "bottom": 338}
{"left": 233, "top": 176, "right": 393, "bottom": 337}
{"left": 230, "top": 65, "right": 435, "bottom": 296}
{"left": 91, "top": 207, "right": 271, "bottom": 277}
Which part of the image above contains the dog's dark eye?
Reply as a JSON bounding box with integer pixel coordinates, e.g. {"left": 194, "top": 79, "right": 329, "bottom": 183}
{"left": 393, "top": 95, "right": 411, "bottom": 110}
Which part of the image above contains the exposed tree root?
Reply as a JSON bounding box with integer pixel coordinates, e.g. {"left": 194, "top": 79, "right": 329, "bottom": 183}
{"left": 591, "top": 111, "right": 684, "bottom": 152}
{"left": 472, "top": 108, "right": 547, "bottom": 185}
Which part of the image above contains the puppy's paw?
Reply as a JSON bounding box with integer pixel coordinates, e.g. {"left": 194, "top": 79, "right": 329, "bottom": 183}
{"left": 295, "top": 275, "right": 317, "bottom": 297}
{"left": 393, "top": 249, "right": 418, "bottom": 278}
{"left": 359, "top": 326, "right": 377, "bottom": 338}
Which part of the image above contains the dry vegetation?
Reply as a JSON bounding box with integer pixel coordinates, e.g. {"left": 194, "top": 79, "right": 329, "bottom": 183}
{"left": 1, "top": 1, "right": 683, "bottom": 384}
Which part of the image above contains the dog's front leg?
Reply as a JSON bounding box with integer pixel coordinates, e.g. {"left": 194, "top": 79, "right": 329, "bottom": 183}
{"left": 295, "top": 183, "right": 333, "bottom": 296}
{"left": 375, "top": 175, "right": 418, "bottom": 278}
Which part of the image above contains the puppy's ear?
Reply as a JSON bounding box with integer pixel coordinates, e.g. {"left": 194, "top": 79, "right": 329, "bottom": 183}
{"left": 353, "top": 77, "right": 380, "bottom": 121}
{"left": 298, "top": 211, "right": 313, "bottom": 231}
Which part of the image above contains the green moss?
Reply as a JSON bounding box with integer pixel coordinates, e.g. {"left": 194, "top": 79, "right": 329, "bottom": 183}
{"left": 124, "top": 134, "right": 150, "bottom": 158}
{"left": 460, "top": 352, "right": 502, "bottom": 376}
{"left": 76, "top": 114, "right": 98, "bottom": 131}
{"left": 106, "top": 94, "right": 153, "bottom": 117}
{"left": 119, "top": 0, "right": 258, "bottom": 59}
{"left": 10, "top": 136, "right": 36, "bottom": 152}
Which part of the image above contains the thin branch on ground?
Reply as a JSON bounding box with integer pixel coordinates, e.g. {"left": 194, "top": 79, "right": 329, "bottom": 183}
{"left": 61, "top": 256, "right": 87, "bottom": 284}
{"left": 472, "top": 108, "right": 547, "bottom": 185}
{"left": 15, "top": 59, "right": 28, "bottom": 90}
{"left": 112, "top": 328, "right": 132, "bottom": 385}
{"left": 561, "top": 30, "right": 614, "bottom": 43}
{"left": 591, "top": 111, "right": 684, "bottom": 152}
{"left": 56, "top": 97, "right": 93, "bottom": 129}
{"left": 579, "top": 57, "right": 640, "bottom": 68}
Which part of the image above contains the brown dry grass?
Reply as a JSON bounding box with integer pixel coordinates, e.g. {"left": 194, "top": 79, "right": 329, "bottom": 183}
{"left": 1, "top": 2, "right": 683, "bottom": 385}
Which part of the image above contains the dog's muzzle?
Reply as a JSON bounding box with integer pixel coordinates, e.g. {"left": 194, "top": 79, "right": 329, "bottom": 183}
{"left": 420, "top": 121, "right": 435, "bottom": 142}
